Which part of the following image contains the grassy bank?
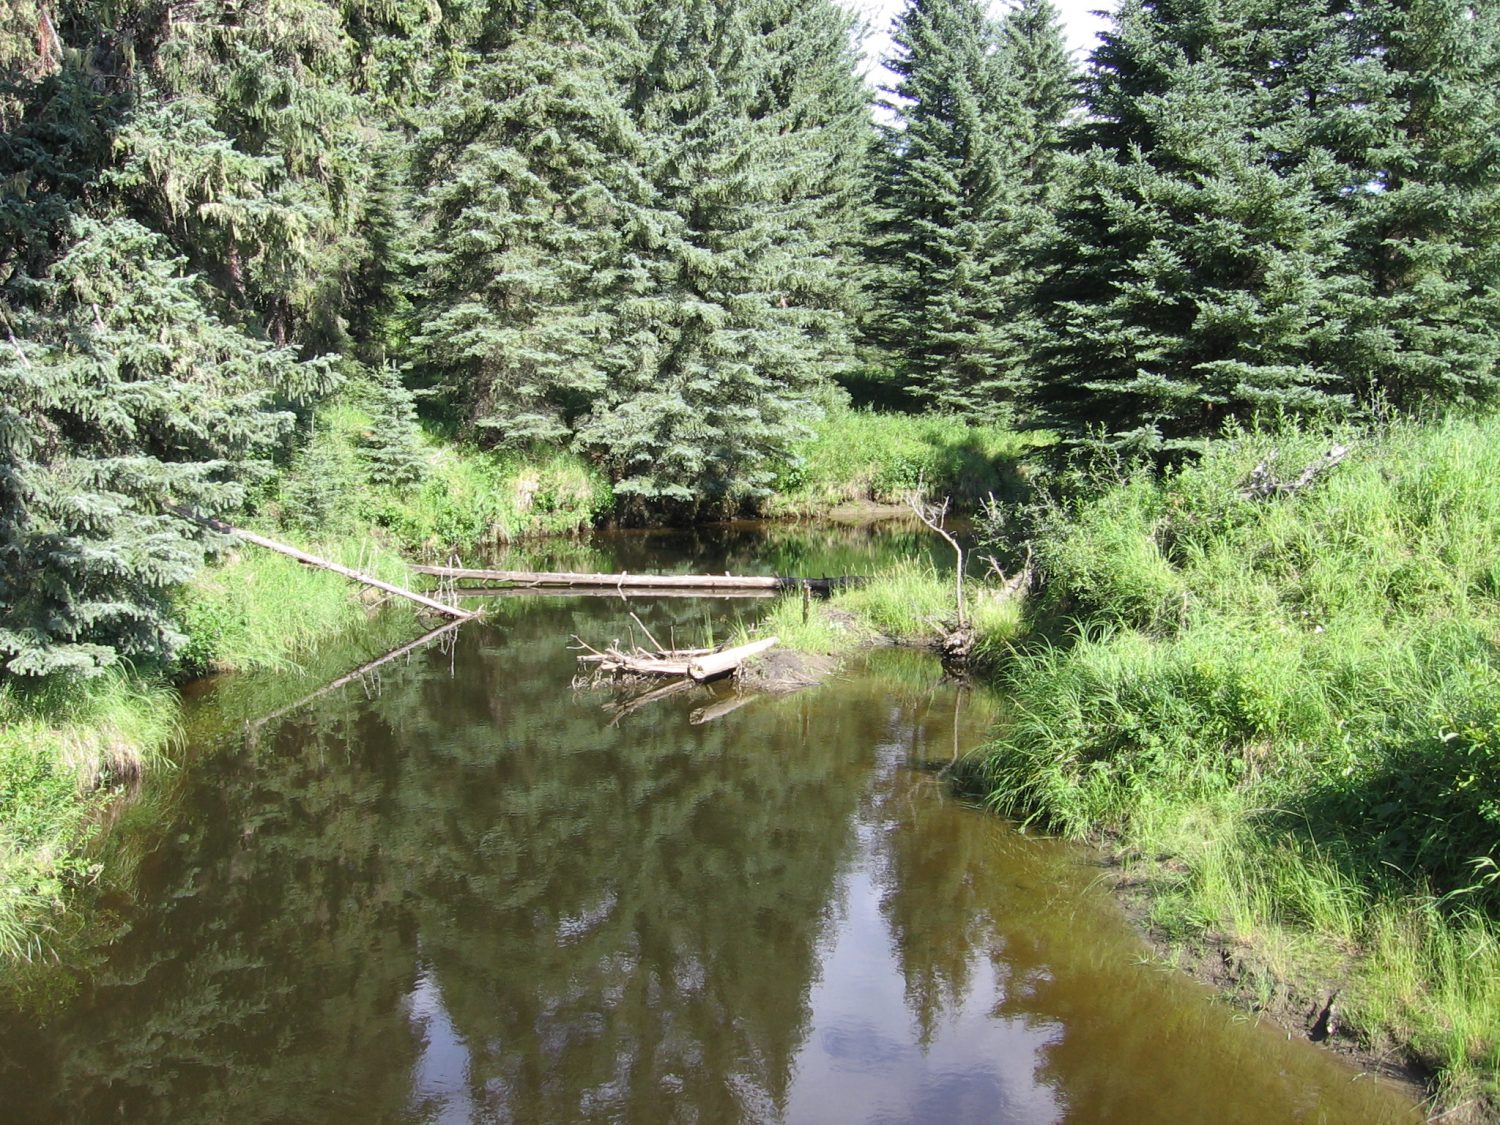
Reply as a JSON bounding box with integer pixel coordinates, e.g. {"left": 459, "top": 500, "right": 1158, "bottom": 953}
{"left": 969, "top": 416, "right": 1500, "bottom": 1111}
{"left": 767, "top": 406, "right": 1045, "bottom": 515}
{"left": 738, "top": 558, "right": 1029, "bottom": 668}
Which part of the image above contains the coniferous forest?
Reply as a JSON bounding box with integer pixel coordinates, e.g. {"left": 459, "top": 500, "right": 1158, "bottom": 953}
{"left": 4, "top": 0, "right": 1500, "bottom": 1112}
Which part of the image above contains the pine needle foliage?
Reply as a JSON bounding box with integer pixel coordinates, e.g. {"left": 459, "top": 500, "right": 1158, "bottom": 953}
{"left": 868, "top": 0, "right": 1075, "bottom": 421}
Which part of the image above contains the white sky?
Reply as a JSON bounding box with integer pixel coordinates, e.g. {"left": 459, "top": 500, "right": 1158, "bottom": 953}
{"left": 841, "top": 0, "right": 1114, "bottom": 85}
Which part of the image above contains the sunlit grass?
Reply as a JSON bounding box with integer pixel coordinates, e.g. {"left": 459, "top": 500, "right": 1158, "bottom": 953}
{"left": 768, "top": 406, "right": 1047, "bottom": 514}
{"left": 975, "top": 412, "right": 1500, "bottom": 1104}
{"left": 0, "top": 672, "right": 177, "bottom": 962}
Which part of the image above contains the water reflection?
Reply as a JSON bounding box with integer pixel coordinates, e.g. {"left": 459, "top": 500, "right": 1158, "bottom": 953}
{"left": 0, "top": 589, "right": 1420, "bottom": 1124}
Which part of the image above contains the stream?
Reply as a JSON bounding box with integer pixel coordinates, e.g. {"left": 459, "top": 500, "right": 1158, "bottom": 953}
{"left": 0, "top": 523, "right": 1422, "bottom": 1123}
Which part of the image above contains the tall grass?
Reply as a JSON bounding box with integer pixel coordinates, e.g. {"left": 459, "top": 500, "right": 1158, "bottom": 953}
{"left": 175, "top": 537, "right": 418, "bottom": 675}
{"left": 974, "top": 414, "right": 1500, "bottom": 1105}
{"left": 0, "top": 673, "right": 177, "bottom": 961}
{"left": 767, "top": 406, "right": 1046, "bottom": 514}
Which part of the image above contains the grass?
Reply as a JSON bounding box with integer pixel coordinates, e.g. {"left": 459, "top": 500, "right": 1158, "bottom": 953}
{"left": 766, "top": 405, "right": 1047, "bottom": 515}
{"left": 736, "top": 558, "right": 1029, "bottom": 667}
{"left": 0, "top": 672, "right": 177, "bottom": 962}
{"left": 268, "top": 394, "right": 614, "bottom": 554}
{"left": 969, "top": 413, "right": 1500, "bottom": 1109}
{"left": 175, "top": 535, "right": 418, "bottom": 676}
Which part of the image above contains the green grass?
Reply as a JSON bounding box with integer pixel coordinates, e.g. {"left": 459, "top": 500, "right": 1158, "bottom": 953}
{"left": 971, "top": 413, "right": 1500, "bottom": 1108}
{"left": 0, "top": 673, "right": 177, "bottom": 962}
{"left": 269, "top": 396, "right": 614, "bottom": 553}
{"left": 767, "top": 406, "right": 1047, "bottom": 515}
{"left": 175, "top": 535, "right": 418, "bottom": 676}
{"left": 737, "top": 559, "right": 1029, "bottom": 665}
{"left": 832, "top": 559, "right": 956, "bottom": 640}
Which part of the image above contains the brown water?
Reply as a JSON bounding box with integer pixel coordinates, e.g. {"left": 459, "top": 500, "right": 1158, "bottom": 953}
{"left": 0, "top": 527, "right": 1422, "bottom": 1124}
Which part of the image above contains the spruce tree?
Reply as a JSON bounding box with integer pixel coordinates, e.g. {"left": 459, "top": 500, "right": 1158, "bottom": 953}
{"left": 1032, "top": 0, "right": 1351, "bottom": 453}
{"left": 1330, "top": 0, "right": 1500, "bottom": 410}
{"left": 867, "top": 0, "right": 1072, "bottom": 421}
{"left": 0, "top": 49, "right": 330, "bottom": 677}
{"left": 575, "top": 0, "right": 869, "bottom": 507}
{"left": 0, "top": 214, "right": 322, "bottom": 676}
{"left": 409, "top": 3, "right": 649, "bottom": 447}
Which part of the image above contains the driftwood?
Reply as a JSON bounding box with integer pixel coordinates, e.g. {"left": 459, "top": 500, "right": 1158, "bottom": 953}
{"left": 908, "top": 491, "right": 968, "bottom": 630}
{"left": 1242, "top": 445, "right": 1349, "bottom": 500}
{"left": 412, "top": 565, "right": 859, "bottom": 594}
{"left": 168, "top": 506, "right": 473, "bottom": 620}
{"left": 574, "top": 635, "right": 780, "bottom": 684}
{"left": 461, "top": 585, "right": 777, "bottom": 601}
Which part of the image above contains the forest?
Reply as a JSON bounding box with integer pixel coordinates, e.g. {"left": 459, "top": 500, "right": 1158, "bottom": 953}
{"left": 3, "top": 0, "right": 1500, "bottom": 1114}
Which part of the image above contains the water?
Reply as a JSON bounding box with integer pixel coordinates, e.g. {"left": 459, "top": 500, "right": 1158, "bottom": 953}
{"left": 0, "top": 525, "right": 1420, "bottom": 1123}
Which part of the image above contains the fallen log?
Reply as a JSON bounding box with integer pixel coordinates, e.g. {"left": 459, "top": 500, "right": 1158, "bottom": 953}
{"left": 168, "top": 506, "right": 473, "bottom": 620}
{"left": 573, "top": 635, "right": 779, "bottom": 683}
{"left": 688, "top": 636, "right": 779, "bottom": 682}
{"left": 462, "top": 585, "right": 777, "bottom": 600}
{"left": 412, "top": 565, "right": 859, "bottom": 593}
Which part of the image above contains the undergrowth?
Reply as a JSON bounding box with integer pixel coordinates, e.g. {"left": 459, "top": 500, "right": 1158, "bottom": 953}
{"left": 972, "top": 414, "right": 1500, "bottom": 1109}
{"left": 767, "top": 406, "right": 1045, "bottom": 514}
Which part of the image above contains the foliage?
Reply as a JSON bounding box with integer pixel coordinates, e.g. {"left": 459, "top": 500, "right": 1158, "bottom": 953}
{"left": 766, "top": 406, "right": 1046, "bottom": 513}
{"left": 867, "top": 0, "right": 1075, "bottom": 421}
{"left": 574, "top": 0, "right": 871, "bottom": 508}
{"left": 1035, "top": 0, "right": 1500, "bottom": 452}
{"left": 972, "top": 414, "right": 1500, "bottom": 1097}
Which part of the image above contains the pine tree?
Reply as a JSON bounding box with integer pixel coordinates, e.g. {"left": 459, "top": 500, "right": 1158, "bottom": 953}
{"left": 867, "top": 0, "right": 1072, "bottom": 421}
{"left": 408, "top": 3, "right": 649, "bottom": 447}
{"left": 1330, "top": 0, "right": 1500, "bottom": 410}
{"left": 1032, "top": 0, "right": 1352, "bottom": 453}
{"left": 575, "top": 0, "right": 869, "bottom": 508}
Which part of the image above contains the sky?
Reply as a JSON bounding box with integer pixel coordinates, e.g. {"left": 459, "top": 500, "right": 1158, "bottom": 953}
{"left": 840, "top": 0, "right": 1113, "bottom": 85}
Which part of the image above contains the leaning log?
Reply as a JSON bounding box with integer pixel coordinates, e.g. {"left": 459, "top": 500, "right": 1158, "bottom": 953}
{"left": 168, "top": 506, "right": 473, "bottom": 620}
{"left": 687, "top": 637, "right": 779, "bottom": 682}
{"left": 412, "top": 565, "right": 858, "bottom": 593}
{"left": 574, "top": 636, "right": 779, "bottom": 683}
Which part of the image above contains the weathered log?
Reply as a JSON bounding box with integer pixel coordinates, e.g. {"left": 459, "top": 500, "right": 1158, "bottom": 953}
{"left": 463, "top": 585, "right": 777, "bottom": 600}
{"left": 687, "top": 636, "right": 779, "bottom": 682}
{"left": 574, "top": 635, "right": 778, "bottom": 683}
{"left": 411, "top": 565, "right": 858, "bottom": 593}
{"left": 168, "top": 506, "right": 473, "bottom": 620}
{"left": 1241, "top": 444, "right": 1349, "bottom": 500}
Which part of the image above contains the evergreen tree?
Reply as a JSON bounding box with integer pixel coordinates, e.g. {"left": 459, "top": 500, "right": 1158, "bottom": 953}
{"left": 575, "top": 0, "right": 869, "bottom": 507}
{"left": 1330, "top": 0, "right": 1500, "bottom": 410}
{"left": 0, "top": 47, "right": 330, "bottom": 677}
{"left": 1032, "top": 0, "right": 1352, "bottom": 453}
{"left": 867, "top": 0, "right": 1072, "bottom": 420}
{"left": 0, "top": 214, "right": 324, "bottom": 676}
{"left": 409, "top": 2, "right": 650, "bottom": 446}
{"left": 996, "top": 0, "right": 1074, "bottom": 196}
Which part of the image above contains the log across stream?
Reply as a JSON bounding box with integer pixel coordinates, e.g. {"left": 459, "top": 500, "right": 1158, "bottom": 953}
{"left": 411, "top": 564, "right": 862, "bottom": 593}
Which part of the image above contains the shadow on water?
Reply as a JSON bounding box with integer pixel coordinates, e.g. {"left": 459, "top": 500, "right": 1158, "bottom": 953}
{"left": 0, "top": 528, "right": 1423, "bottom": 1124}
